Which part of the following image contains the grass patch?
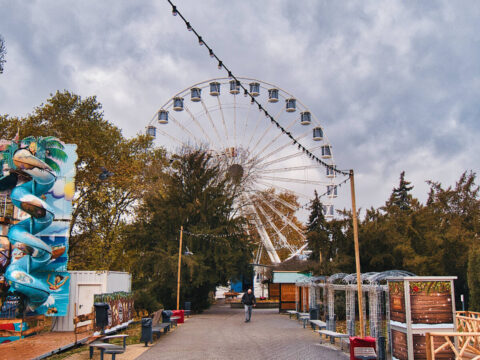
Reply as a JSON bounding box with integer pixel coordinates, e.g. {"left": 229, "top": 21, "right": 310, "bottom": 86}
{"left": 46, "top": 323, "right": 143, "bottom": 359}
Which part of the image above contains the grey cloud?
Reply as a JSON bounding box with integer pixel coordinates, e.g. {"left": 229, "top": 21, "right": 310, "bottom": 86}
{"left": 0, "top": 0, "right": 479, "bottom": 211}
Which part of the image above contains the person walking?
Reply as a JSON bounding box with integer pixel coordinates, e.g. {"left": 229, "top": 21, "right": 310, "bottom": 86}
{"left": 241, "top": 288, "right": 256, "bottom": 322}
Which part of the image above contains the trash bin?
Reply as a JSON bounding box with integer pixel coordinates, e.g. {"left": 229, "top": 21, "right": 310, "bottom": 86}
{"left": 309, "top": 307, "right": 319, "bottom": 320}
{"left": 349, "top": 336, "right": 376, "bottom": 360}
{"left": 377, "top": 336, "right": 386, "bottom": 360}
{"left": 140, "top": 317, "right": 153, "bottom": 346}
{"left": 184, "top": 301, "right": 191, "bottom": 317}
{"left": 94, "top": 303, "right": 110, "bottom": 331}
{"left": 162, "top": 310, "right": 172, "bottom": 323}
{"left": 172, "top": 310, "right": 185, "bottom": 324}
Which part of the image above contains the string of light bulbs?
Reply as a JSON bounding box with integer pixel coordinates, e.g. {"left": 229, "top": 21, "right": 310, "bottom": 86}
{"left": 183, "top": 229, "right": 293, "bottom": 251}
{"left": 183, "top": 229, "right": 245, "bottom": 239}
{"left": 293, "top": 176, "right": 351, "bottom": 211}
{"left": 167, "top": 0, "right": 350, "bottom": 177}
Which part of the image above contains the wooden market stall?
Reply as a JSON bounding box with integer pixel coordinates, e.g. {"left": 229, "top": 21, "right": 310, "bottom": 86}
{"left": 272, "top": 271, "right": 310, "bottom": 312}
{"left": 388, "top": 276, "right": 457, "bottom": 360}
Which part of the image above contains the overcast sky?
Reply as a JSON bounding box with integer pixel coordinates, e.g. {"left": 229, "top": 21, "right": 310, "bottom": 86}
{"left": 1, "top": 0, "right": 479, "bottom": 213}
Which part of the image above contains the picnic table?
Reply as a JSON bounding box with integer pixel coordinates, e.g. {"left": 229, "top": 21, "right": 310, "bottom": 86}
{"left": 89, "top": 334, "right": 129, "bottom": 360}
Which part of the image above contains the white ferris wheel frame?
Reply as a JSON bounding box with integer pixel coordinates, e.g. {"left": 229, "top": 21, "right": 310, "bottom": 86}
{"left": 148, "top": 77, "right": 338, "bottom": 264}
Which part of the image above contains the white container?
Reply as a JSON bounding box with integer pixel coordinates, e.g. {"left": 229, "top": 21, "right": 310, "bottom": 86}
{"left": 53, "top": 270, "right": 132, "bottom": 332}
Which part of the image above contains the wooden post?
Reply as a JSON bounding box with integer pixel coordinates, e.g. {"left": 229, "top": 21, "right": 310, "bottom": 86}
{"left": 425, "top": 332, "right": 433, "bottom": 360}
{"left": 176, "top": 226, "right": 183, "bottom": 311}
{"left": 350, "top": 169, "right": 364, "bottom": 337}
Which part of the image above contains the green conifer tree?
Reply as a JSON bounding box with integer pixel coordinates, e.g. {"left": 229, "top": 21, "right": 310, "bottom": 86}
{"left": 468, "top": 243, "right": 480, "bottom": 311}
{"left": 390, "top": 171, "right": 414, "bottom": 210}
{"left": 306, "top": 191, "right": 331, "bottom": 270}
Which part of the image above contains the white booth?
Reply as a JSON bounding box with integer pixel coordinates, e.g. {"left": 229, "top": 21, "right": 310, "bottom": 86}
{"left": 53, "top": 271, "right": 131, "bottom": 332}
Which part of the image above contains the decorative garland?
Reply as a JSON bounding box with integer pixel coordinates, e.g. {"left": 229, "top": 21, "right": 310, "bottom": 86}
{"left": 410, "top": 281, "right": 451, "bottom": 295}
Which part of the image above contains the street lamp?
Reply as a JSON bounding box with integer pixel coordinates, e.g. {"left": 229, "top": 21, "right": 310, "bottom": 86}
{"left": 349, "top": 169, "right": 364, "bottom": 337}
{"left": 176, "top": 226, "right": 193, "bottom": 311}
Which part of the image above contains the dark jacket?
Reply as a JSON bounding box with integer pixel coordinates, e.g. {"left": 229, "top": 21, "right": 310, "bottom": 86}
{"left": 241, "top": 292, "right": 256, "bottom": 306}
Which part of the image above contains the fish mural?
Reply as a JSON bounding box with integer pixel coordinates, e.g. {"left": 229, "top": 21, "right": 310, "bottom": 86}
{"left": 0, "top": 136, "right": 76, "bottom": 317}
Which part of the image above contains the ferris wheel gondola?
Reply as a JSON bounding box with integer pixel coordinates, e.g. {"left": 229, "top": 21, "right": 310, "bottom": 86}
{"left": 147, "top": 77, "right": 340, "bottom": 264}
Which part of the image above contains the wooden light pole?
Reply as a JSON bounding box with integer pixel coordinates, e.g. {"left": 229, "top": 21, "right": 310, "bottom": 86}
{"left": 176, "top": 226, "right": 183, "bottom": 311}
{"left": 350, "top": 169, "right": 364, "bottom": 337}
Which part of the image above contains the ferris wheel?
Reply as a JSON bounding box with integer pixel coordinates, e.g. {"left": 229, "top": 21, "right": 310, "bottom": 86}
{"left": 147, "top": 77, "right": 339, "bottom": 264}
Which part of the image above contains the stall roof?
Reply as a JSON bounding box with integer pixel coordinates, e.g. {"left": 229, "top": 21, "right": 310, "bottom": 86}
{"left": 272, "top": 271, "right": 311, "bottom": 284}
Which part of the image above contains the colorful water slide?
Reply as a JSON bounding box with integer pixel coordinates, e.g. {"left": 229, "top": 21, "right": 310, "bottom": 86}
{"left": 4, "top": 149, "right": 56, "bottom": 307}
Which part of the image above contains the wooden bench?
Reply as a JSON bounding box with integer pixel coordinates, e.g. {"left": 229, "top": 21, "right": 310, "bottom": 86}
{"left": 150, "top": 310, "right": 170, "bottom": 342}
{"left": 309, "top": 320, "right": 327, "bottom": 331}
{"left": 316, "top": 330, "right": 350, "bottom": 350}
{"left": 353, "top": 346, "right": 377, "bottom": 360}
{"left": 89, "top": 334, "right": 129, "bottom": 360}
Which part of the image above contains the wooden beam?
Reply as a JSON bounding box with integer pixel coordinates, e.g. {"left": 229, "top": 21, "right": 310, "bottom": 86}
{"left": 177, "top": 226, "right": 183, "bottom": 311}
{"left": 350, "top": 169, "right": 364, "bottom": 337}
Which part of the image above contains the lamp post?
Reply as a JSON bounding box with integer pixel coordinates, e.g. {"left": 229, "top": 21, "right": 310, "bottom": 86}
{"left": 176, "top": 226, "right": 183, "bottom": 311}
{"left": 349, "top": 169, "right": 364, "bottom": 337}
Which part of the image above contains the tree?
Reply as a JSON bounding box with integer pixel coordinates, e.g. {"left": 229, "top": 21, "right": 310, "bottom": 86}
{"left": 329, "top": 171, "right": 479, "bottom": 309}
{"left": 126, "top": 149, "right": 253, "bottom": 311}
{"left": 390, "top": 171, "right": 414, "bottom": 210}
{"left": 0, "top": 35, "right": 6, "bottom": 74}
{"left": 306, "top": 191, "right": 332, "bottom": 273}
{"left": 468, "top": 243, "right": 480, "bottom": 311}
{"left": 0, "top": 90, "right": 156, "bottom": 270}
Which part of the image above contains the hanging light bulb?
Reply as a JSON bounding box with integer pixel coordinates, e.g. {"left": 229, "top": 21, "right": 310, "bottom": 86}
{"left": 186, "top": 22, "right": 192, "bottom": 31}
{"left": 209, "top": 49, "right": 214, "bottom": 57}
{"left": 244, "top": 89, "right": 248, "bottom": 97}
{"left": 228, "top": 71, "right": 232, "bottom": 78}
{"left": 217, "top": 61, "right": 223, "bottom": 69}
{"left": 172, "top": 6, "right": 178, "bottom": 16}
{"left": 198, "top": 36, "right": 204, "bottom": 46}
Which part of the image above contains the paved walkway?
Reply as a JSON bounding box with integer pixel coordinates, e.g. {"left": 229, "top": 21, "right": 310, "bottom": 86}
{"left": 137, "top": 302, "right": 348, "bottom": 360}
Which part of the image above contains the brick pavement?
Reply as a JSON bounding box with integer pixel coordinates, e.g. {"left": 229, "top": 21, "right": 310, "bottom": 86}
{"left": 137, "top": 302, "right": 348, "bottom": 360}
